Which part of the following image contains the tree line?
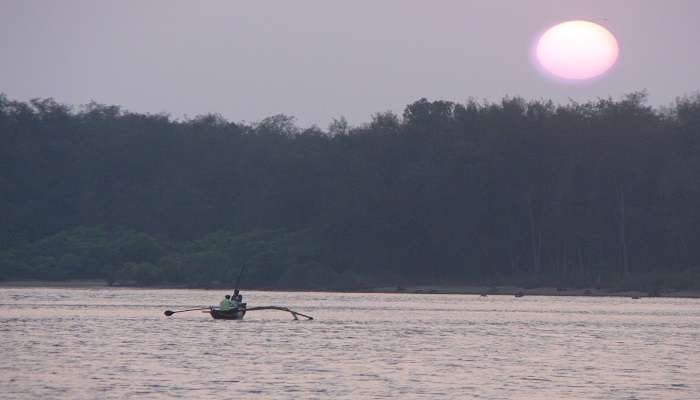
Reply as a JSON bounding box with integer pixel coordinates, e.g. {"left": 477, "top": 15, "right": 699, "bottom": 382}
{"left": 1, "top": 92, "right": 699, "bottom": 291}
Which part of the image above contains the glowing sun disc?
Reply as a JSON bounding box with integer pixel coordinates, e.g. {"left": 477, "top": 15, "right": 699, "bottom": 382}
{"left": 536, "top": 20, "right": 619, "bottom": 80}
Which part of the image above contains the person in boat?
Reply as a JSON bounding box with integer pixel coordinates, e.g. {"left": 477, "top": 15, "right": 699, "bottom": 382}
{"left": 219, "top": 294, "right": 234, "bottom": 311}
{"left": 232, "top": 289, "right": 243, "bottom": 307}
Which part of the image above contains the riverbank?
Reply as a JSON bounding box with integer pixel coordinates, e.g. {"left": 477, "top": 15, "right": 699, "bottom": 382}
{"left": 1, "top": 279, "right": 699, "bottom": 298}
{"left": 368, "top": 285, "right": 700, "bottom": 299}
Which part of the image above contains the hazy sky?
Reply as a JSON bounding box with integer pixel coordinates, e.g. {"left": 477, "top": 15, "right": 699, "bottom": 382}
{"left": 1, "top": 0, "right": 699, "bottom": 127}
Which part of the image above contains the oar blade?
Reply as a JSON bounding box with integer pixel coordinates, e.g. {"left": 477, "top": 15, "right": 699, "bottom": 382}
{"left": 164, "top": 310, "right": 175, "bottom": 316}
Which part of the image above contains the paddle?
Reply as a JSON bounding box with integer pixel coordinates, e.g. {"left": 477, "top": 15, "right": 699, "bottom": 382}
{"left": 232, "top": 264, "right": 247, "bottom": 297}
{"left": 164, "top": 307, "right": 210, "bottom": 317}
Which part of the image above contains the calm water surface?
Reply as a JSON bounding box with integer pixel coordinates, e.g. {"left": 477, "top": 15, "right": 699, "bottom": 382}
{"left": 1, "top": 288, "right": 699, "bottom": 399}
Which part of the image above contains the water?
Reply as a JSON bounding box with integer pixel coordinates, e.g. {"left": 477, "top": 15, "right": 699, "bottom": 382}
{"left": 1, "top": 288, "right": 699, "bottom": 399}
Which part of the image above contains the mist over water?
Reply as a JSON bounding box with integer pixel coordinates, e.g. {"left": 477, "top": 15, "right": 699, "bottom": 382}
{"left": 1, "top": 288, "right": 699, "bottom": 399}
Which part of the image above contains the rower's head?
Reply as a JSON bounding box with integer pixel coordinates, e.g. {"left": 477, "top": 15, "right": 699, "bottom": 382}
{"left": 225, "top": 295, "right": 231, "bottom": 299}
{"left": 234, "top": 289, "right": 240, "bottom": 295}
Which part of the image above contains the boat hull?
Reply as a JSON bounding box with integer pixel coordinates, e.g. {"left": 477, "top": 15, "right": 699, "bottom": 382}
{"left": 209, "top": 308, "right": 246, "bottom": 320}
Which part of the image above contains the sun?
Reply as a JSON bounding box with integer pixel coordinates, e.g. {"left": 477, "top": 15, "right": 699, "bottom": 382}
{"left": 535, "top": 20, "right": 619, "bottom": 80}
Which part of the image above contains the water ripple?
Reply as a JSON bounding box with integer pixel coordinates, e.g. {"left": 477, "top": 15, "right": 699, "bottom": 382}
{"left": 1, "top": 288, "right": 699, "bottom": 399}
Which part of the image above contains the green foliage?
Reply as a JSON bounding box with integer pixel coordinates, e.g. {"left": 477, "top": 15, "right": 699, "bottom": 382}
{"left": 29, "top": 256, "right": 62, "bottom": 280}
{"left": 57, "top": 253, "right": 83, "bottom": 276}
{"left": 2, "top": 93, "right": 700, "bottom": 290}
{"left": 115, "top": 262, "right": 162, "bottom": 286}
{"left": 113, "top": 232, "right": 164, "bottom": 264}
{"left": 0, "top": 251, "right": 25, "bottom": 280}
{"left": 183, "top": 228, "right": 327, "bottom": 287}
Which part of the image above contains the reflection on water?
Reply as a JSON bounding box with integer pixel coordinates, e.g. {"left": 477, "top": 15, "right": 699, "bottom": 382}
{"left": 1, "top": 288, "right": 699, "bottom": 399}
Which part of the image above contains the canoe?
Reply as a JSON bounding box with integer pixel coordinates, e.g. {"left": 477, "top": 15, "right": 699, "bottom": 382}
{"left": 209, "top": 303, "right": 247, "bottom": 320}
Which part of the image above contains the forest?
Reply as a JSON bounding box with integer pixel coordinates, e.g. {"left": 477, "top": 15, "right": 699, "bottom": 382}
{"left": 1, "top": 92, "right": 699, "bottom": 291}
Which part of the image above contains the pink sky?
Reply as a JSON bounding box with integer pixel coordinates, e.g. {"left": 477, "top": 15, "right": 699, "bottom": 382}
{"left": 1, "top": 0, "right": 698, "bottom": 126}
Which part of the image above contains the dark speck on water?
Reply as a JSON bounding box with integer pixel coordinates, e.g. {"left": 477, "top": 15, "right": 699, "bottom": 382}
{"left": 1, "top": 288, "right": 699, "bottom": 399}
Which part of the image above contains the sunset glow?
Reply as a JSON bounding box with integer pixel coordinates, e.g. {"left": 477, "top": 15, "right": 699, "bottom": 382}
{"left": 536, "top": 20, "right": 619, "bottom": 80}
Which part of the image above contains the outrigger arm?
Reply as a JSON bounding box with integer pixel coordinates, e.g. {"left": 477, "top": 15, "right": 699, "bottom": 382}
{"left": 244, "top": 306, "right": 314, "bottom": 320}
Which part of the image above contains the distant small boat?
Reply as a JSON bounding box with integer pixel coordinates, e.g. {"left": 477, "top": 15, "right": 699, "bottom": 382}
{"left": 209, "top": 304, "right": 247, "bottom": 320}
{"left": 165, "top": 266, "right": 312, "bottom": 321}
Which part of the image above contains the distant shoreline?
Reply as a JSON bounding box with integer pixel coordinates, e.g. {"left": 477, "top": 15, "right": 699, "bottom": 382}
{"left": 1, "top": 279, "right": 699, "bottom": 299}
{"left": 371, "top": 285, "right": 700, "bottom": 299}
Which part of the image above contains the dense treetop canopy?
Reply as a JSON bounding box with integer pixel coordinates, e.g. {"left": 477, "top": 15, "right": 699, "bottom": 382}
{"left": 1, "top": 92, "right": 699, "bottom": 290}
